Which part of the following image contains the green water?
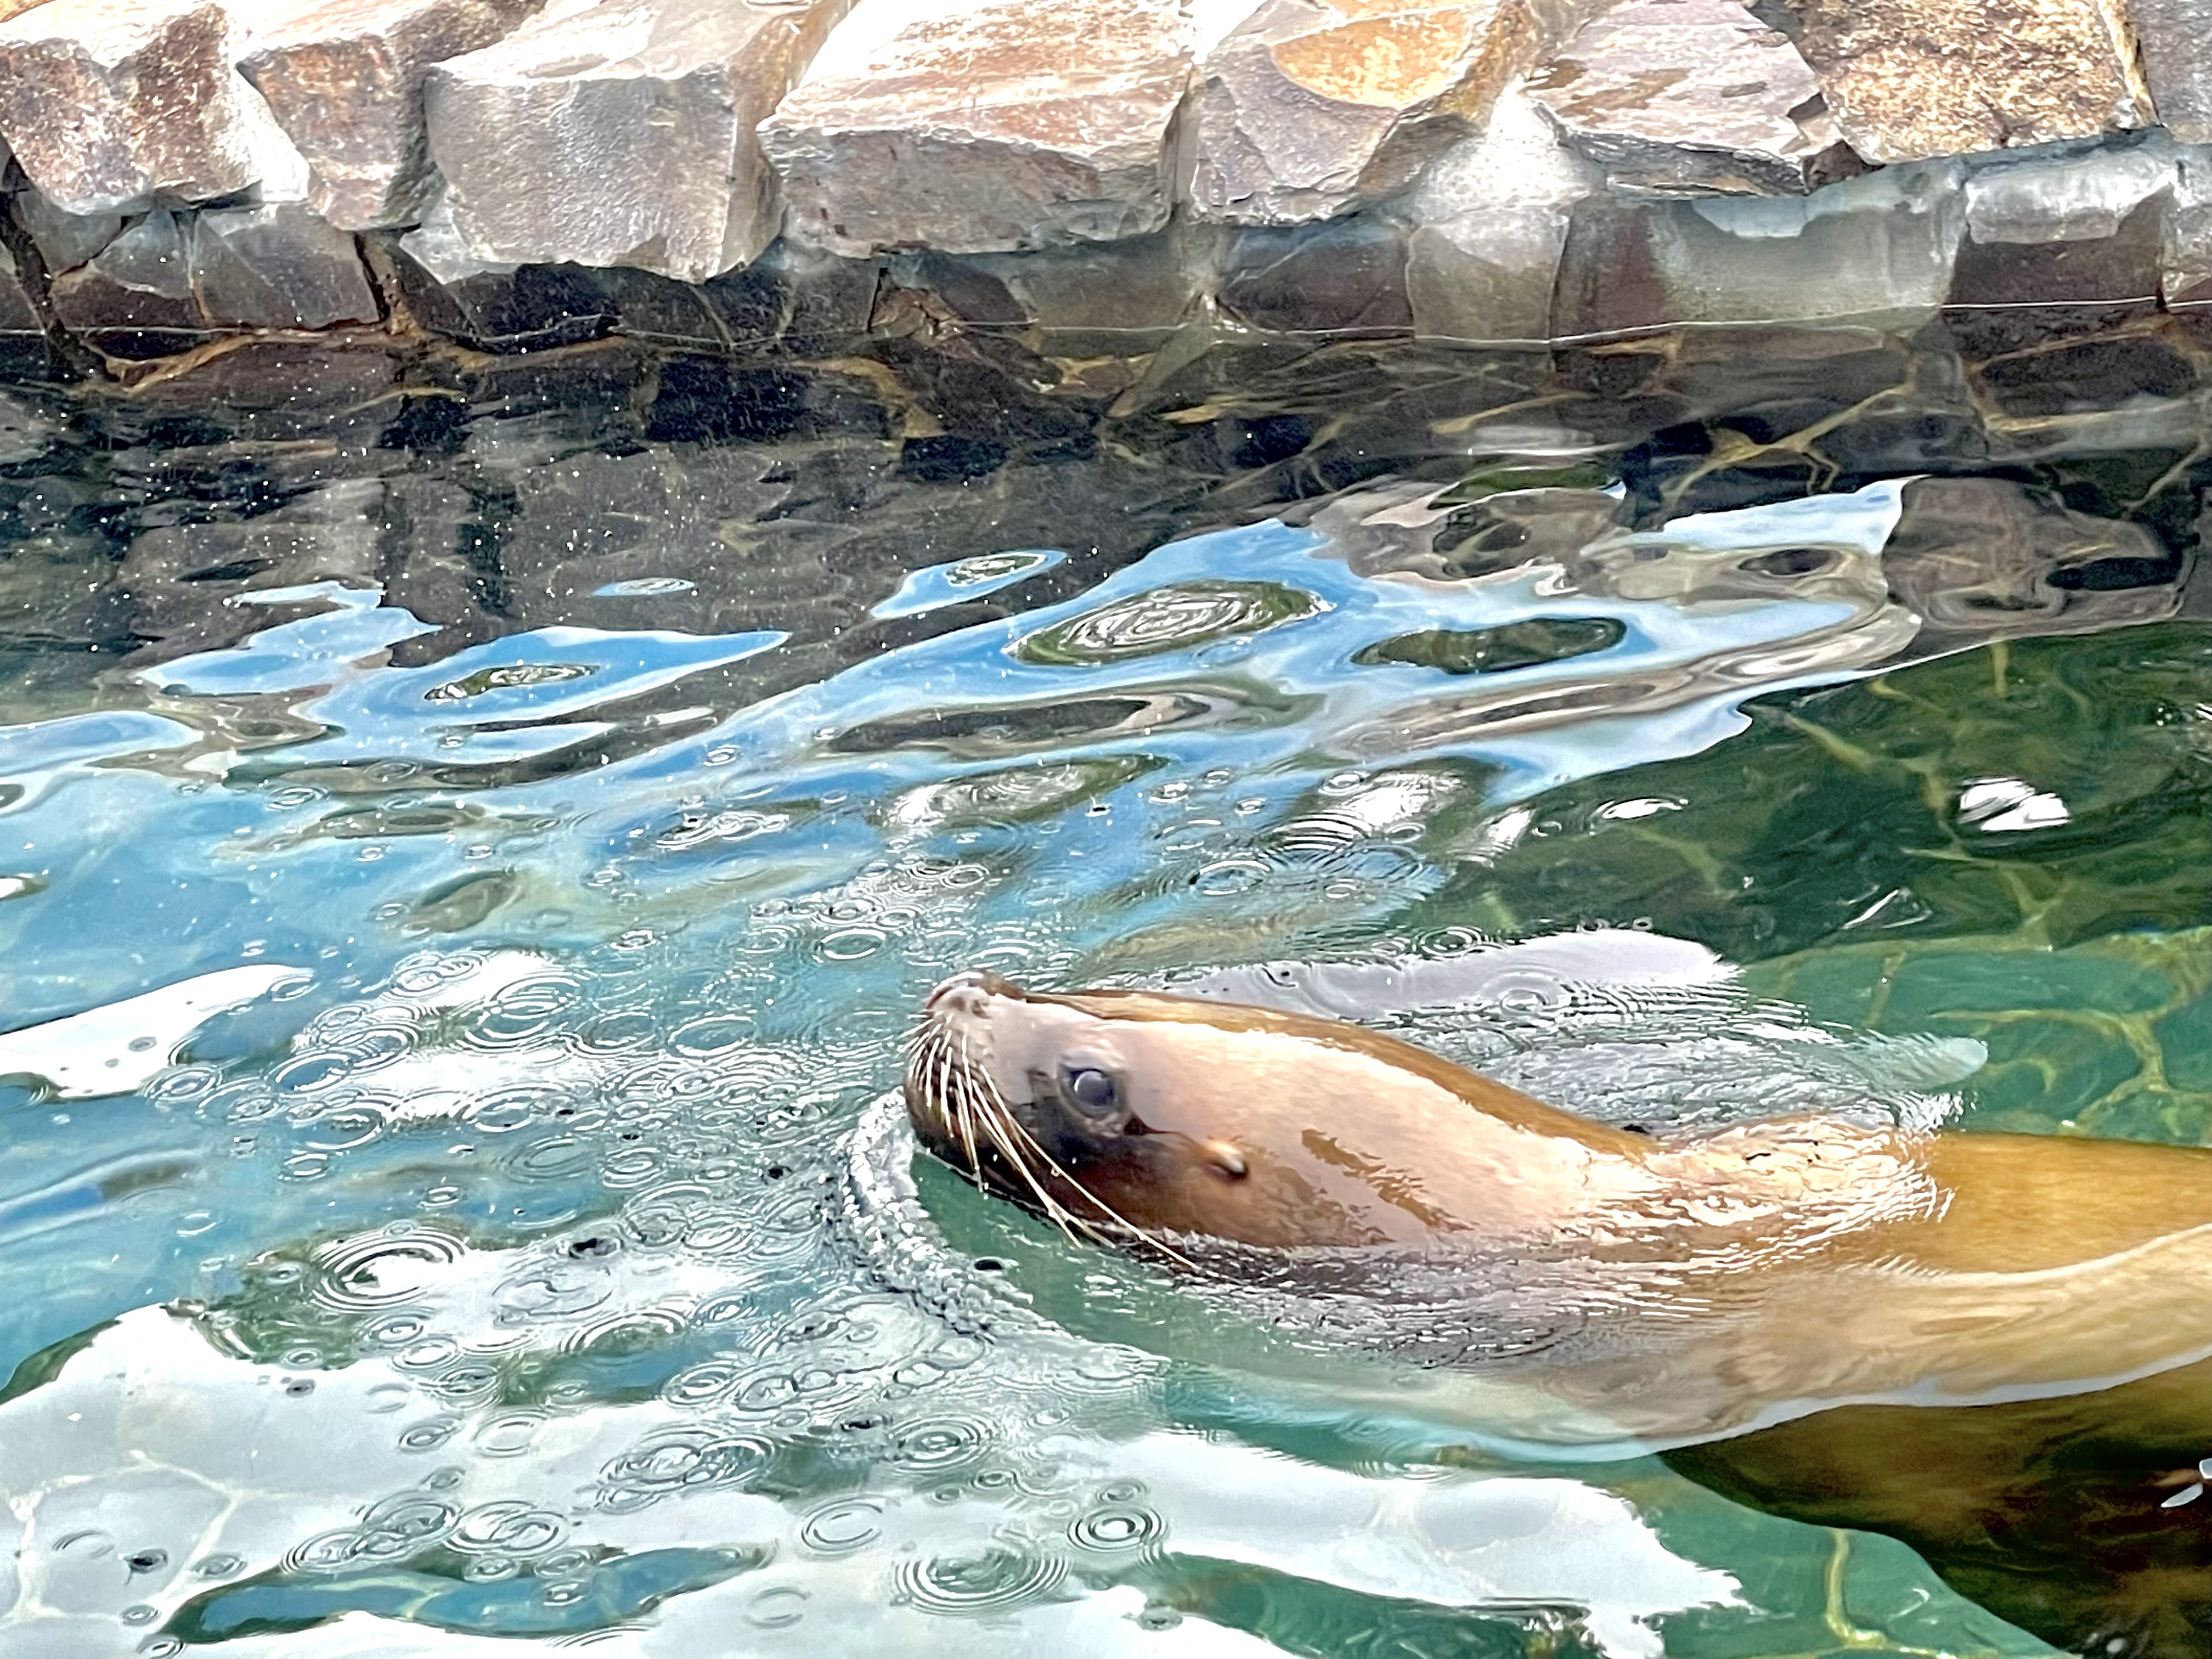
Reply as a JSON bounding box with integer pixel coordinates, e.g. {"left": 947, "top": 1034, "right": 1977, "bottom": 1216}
{"left": 0, "top": 318, "right": 2206, "bottom": 1657}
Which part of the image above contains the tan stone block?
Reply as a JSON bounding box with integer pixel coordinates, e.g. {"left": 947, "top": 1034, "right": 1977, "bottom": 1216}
{"left": 1189, "top": 0, "right": 1543, "bottom": 224}
{"left": 1781, "top": 0, "right": 2151, "bottom": 164}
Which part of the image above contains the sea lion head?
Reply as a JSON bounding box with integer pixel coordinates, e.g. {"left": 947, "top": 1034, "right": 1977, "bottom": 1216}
{"left": 905, "top": 968, "right": 1651, "bottom": 1253}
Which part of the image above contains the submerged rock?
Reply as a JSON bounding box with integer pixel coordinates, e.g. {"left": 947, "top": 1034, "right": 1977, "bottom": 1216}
{"left": 0, "top": 0, "right": 281, "bottom": 213}
{"left": 49, "top": 210, "right": 209, "bottom": 356}
{"left": 1778, "top": 0, "right": 2149, "bottom": 164}
{"left": 1188, "top": 0, "right": 1541, "bottom": 224}
{"left": 1398, "top": 83, "right": 1603, "bottom": 340}
{"left": 1949, "top": 142, "right": 2170, "bottom": 321}
{"left": 761, "top": 0, "right": 1195, "bottom": 256}
{"left": 48, "top": 199, "right": 376, "bottom": 347}
{"left": 1528, "top": 0, "right": 1859, "bottom": 196}
{"left": 0, "top": 240, "right": 41, "bottom": 373}
{"left": 2165, "top": 145, "right": 2212, "bottom": 307}
{"left": 9, "top": 186, "right": 125, "bottom": 276}
{"left": 189, "top": 202, "right": 380, "bottom": 328}
{"left": 240, "top": 0, "right": 549, "bottom": 230}
{"left": 1883, "top": 477, "right": 2186, "bottom": 647}
{"left": 425, "top": 0, "right": 852, "bottom": 282}
{"left": 1553, "top": 161, "right": 1966, "bottom": 330}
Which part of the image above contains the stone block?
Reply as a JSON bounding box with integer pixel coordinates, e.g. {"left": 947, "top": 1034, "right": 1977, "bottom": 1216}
{"left": 240, "top": 0, "right": 549, "bottom": 231}
{"left": 1779, "top": 0, "right": 2150, "bottom": 164}
{"left": 940, "top": 230, "right": 1206, "bottom": 354}
{"left": 1528, "top": 0, "right": 1860, "bottom": 195}
{"left": 375, "top": 233, "right": 617, "bottom": 352}
{"left": 424, "top": 0, "right": 852, "bottom": 283}
{"left": 0, "top": 238, "right": 41, "bottom": 362}
{"left": 1188, "top": 0, "right": 1541, "bottom": 224}
{"left": 1553, "top": 161, "right": 1966, "bottom": 331}
{"left": 1215, "top": 216, "right": 1413, "bottom": 334}
{"left": 2164, "top": 142, "right": 2212, "bottom": 304}
{"left": 1949, "top": 147, "right": 2169, "bottom": 318}
{"left": 2130, "top": 0, "right": 2212, "bottom": 145}
{"left": 189, "top": 201, "right": 379, "bottom": 328}
{"left": 761, "top": 0, "right": 1194, "bottom": 256}
{"left": 701, "top": 240, "right": 881, "bottom": 354}
{"left": 1399, "top": 83, "right": 1602, "bottom": 340}
{"left": 1962, "top": 137, "right": 2178, "bottom": 245}
{"left": 0, "top": 0, "right": 270, "bottom": 213}
{"left": 49, "top": 210, "right": 212, "bottom": 358}
{"left": 9, "top": 187, "right": 124, "bottom": 276}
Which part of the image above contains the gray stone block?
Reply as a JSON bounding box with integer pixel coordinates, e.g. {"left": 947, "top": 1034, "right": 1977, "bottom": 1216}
{"left": 1529, "top": 0, "right": 1861, "bottom": 195}
{"left": 189, "top": 202, "right": 380, "bottom": 328}
{"left": 761, "top": 0, "right": 1194, "bottom": 256}
{"left": 2130, "top": 0, "right": 2212, "bottom": 145}
{"left": 0, "top": 0, "right": 272, "bottom": 213}
{"left": 1188, "top": 0, "right": 1541, "bottom": 225}
{"left": 10, "top": 187, "right": 125, "bottom": 276}
{"left": 425, "top": 0, "right": 853, "bottom": 282}
{"left": 240, "top": 0, "right": 549, "bottom": 230}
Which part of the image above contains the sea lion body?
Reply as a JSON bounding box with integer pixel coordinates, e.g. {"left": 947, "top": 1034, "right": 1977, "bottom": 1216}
{"left": 905, "top": 968, "right": 2212, "bottom": 1655}
{"left": 906, "top": 969, "right": 2212, "bottom": 1438}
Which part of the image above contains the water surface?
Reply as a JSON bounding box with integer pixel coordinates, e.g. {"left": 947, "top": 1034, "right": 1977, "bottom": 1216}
{"left": 1, "top": 320, "right": 2209, "bottom": 1657}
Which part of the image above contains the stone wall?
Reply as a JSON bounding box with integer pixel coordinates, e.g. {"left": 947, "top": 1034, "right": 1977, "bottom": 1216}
{"left": 2, "top": 0, "right": 2211, "bottom": 381}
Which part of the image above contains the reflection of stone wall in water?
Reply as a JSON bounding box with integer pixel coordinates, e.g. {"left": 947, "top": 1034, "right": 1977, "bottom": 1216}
{"left": 5, "top": 0, "right": 2212, "bottom": 382}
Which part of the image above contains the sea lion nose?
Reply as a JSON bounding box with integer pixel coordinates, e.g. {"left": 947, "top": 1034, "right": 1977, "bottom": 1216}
{"left": 924, "top": 968, "right": 1012, "bottom": 1015}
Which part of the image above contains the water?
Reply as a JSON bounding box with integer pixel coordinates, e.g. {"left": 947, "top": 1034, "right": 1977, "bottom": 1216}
{"left": 0, "top": 318, "right": 2208, "bottom": 1657}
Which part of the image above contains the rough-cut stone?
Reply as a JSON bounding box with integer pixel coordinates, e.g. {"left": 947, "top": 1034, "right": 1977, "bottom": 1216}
{"left": 1553, "top": 160, "right": 1966, "bottom": 330}
{"left": 10, "top": 187, "right": 125, "bottom": 275}
{"left": 0, "top": 239, "right": 40, "bottom": 341}
{"left": 1528, "top": 0, "right": 1859, "bottom": 195}
{"left": 0, "top": 0, "right": 269, "bottom": 213}
{"left": 1189, "top": 0, "right": 1541, "bottom": 224}
{"left": 761, "top": 0, "right": 1194, "bottom": 256}
{"left": 240, "top": 0, "right": 548, "bottom": 230}
{"left": 2165, "top": 143, "right": 2212, "bottom": 305}
{"left": 1949, "top": 141, "right": 2170, "bottom": 323}
{"left": 1216, "top": 215, "right": 1414, "bottom": 333}
{"left": 424, "top": 0, "right": 852, "bottom": 282}
{"left": 1400, "top": 82, "right": 1602, "bottom": 339}
{"left": 1963, "top": 139, "right": 2176, "bottom": 245}
{"left": 1778, "top": 0, "right": 2150, "bottom": 164}
{"left": 189, "top": 201, "right": 380, "bottom": 327}
{"left": 2129, "top": 0, "right": 2212, "bottom": 145}
{"left": 49, "top": 210, "right": 211, "bottom": 357}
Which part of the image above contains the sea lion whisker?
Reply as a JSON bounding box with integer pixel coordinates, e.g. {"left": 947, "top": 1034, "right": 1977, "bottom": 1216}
{"left": 984, "top": 1090, "right": 1203, "bottom": 1272}
{"left": 974, "top": 1097, "right": 1086, "bottom": 1246}
{"left": 956, "top": 1034, "right": 1092, "bottom": 1245}
{"left": 936, "top": 1028, "right": 983, "bottom": 1183}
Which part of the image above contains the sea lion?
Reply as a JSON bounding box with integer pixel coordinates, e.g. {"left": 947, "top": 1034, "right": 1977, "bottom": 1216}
{"left": 904, "top": 968, "right": 2212, "bottom": 1658}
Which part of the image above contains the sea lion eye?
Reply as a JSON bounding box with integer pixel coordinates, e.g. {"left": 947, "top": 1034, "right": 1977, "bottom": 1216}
{"left": 1063, "top": 1065, "right": 1120, "bottom": 1117}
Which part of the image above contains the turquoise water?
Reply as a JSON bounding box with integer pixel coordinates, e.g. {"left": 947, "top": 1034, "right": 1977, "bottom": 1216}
{"left": 0, "top": 341, "right": 2206, "bottom": 1657}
